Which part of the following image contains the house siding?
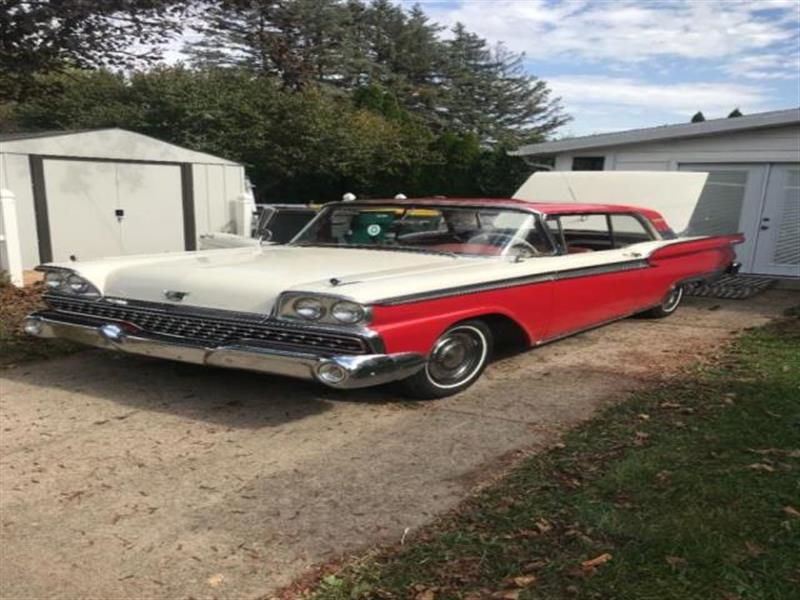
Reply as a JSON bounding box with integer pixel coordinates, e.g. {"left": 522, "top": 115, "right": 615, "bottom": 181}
{"left": 552, "top": 125, "right": 800, "bottom": 172}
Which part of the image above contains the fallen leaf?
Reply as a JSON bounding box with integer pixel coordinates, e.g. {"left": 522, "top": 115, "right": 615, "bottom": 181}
{"left": 747, "top": 463, "right": 775, "bottom": 472}
{"left": 491, "top": 591, "right": 519, "bottom": 600}
{"left": 744, "top": 541, "right": 765, "bottom": 557}
{"left": 534, "top": 518, "right": 552, "bottom": 533}
{"left": 581, "top": 553, "right": 612, "bottom": 569}
{"left": 508, "top": 575, "right": 537, "bottom": 588}
{"left": 750, "top": 448, "right": 800, "bottom": 458}
{"left": 783, "top": 505, "right": 800, "bottom": 518}
{"left": 207, "top": 574, "right": 224, "bottom": 588}
{"left": 665, "top": 555, "right": 688, "bottom": 569}
{"left": 637, "top": 413, "right": 650, "bottom": 420}
{"left": 415, "top": 589, "right": 435, "bottom": 600}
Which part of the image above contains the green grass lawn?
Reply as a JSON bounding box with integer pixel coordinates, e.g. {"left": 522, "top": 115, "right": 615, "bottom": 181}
{"left": 310, "top": 312, "right": 800, "bottom": 600}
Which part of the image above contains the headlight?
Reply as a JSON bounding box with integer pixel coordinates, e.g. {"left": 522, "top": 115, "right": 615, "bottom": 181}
{"left": 67, "top": 273, "right": 90, "bottom": 293}
{"left": 331, "top": 301, "right": 365, "bottom": 324}
{"left": 293, "top": 297, "right": 325, "bottom": 320}
{"left": 44, "top": 271, "right": 65, "bottom": 290}
{"left": 41, "top": 270, "right": 100, "bottom": 297}
{"left": 280, "top": 294, "right": 369, "bottom": 326}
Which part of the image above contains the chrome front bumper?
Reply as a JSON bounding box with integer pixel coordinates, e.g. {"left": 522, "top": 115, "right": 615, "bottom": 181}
{"left": 23, "top": 313, "right": 425, "bottom": 390}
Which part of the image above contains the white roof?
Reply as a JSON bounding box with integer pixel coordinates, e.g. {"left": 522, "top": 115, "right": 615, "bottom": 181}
{"left": 0, "top": 128, "right": 241, "bottom": 166}
{"left": 511, "top": 108, "right": 800, "bottom": 156}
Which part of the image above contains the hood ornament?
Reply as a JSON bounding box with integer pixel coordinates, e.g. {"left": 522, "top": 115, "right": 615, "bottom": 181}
{"left": 164, "top": 290, "right": 189, "bottom": 302}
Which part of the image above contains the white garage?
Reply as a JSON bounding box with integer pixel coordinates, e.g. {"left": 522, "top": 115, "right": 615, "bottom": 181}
{"left": 511, "top": 108, "right": 800, "bottom": 278}
{"left": 0, "top": 128, "right": 250, "bottom": 272}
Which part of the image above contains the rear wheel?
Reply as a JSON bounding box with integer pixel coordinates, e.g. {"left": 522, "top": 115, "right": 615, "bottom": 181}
{"left": 643, "top": 285, "right": 684, "bottom": 319}
{"left": 400, "top": 320, "right": 493, "bottom": 399}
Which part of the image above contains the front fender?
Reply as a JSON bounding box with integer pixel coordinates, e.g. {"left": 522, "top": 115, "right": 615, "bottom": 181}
{"left": 370, "top": 283, "right": 553, "bottom": 354}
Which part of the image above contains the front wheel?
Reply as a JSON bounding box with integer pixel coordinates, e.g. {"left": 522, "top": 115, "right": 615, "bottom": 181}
{"left": 400, "top": 320, "right": 493, "bottom": 399}
{"left": 643, "top": 285, "right": 684, "bottom": 319}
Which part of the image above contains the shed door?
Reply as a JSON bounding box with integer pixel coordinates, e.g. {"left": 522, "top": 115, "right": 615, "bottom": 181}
{"left": 115, "top": 163, "right": 184, "bottom": 255}
{"left": 43, "top": 159, "right": 186, "bottom": 262}
{"left": 44, "top": 159, "right": 123, "bottom": 261}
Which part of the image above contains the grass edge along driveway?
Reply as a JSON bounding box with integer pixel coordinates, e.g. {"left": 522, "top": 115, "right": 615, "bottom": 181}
{"left": 303, "top": 308, "right": 800, "bottom": 600}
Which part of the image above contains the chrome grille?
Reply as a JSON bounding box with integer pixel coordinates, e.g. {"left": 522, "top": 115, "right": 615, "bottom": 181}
{"left": 45, "top": 296, "right": 368, "bottom": 355}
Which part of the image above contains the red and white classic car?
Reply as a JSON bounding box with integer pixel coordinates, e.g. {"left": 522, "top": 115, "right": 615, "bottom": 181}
{"left": 24, "top": 173, "right": 741, "bottom": 398}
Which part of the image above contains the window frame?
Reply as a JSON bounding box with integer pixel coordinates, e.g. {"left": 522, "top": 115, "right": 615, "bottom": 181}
{"left": 544, "top": 211, "right": 657, "bottom": 254}
{"left": 571, "top": 156, "right": 606, "bottom": 171}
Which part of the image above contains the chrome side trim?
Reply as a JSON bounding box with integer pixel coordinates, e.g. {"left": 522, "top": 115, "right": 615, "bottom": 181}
{"left": 24, "top": 313, "right": 422, "bottom": 390}
{"left": 376, "top": 258, "right": 649, "bottom": 306}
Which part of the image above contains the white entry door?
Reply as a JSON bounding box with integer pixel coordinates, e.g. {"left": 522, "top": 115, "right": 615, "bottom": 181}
{"left": 752, "top": 165, "right": 800, "bottom": 277}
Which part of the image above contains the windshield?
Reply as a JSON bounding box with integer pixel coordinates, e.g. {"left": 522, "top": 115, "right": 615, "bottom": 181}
{"left": 292, "top": 204, "right": 553, "bottom": 258}
{"left": 258, "top": 208, "right": 316, "bottom": 244}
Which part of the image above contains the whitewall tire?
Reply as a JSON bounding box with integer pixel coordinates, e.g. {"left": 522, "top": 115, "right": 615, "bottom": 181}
{"left": 644, "top": 285, "right": 684, "bottom": 319}
{"left": 400, "top": 320, "right": 493, "bottom": 399}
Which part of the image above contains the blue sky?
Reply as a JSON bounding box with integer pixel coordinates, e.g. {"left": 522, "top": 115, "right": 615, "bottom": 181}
{"left": 399, "top": 0, "right": 800, "bottom": 136}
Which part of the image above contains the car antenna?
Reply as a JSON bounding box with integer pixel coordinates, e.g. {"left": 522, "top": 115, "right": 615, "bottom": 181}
{"left": 559, "top": 171, "right": 580, "bottom": 204}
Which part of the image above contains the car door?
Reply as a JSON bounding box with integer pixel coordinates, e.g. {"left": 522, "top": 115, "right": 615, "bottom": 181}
{"left": 543, "top": 213, "right": 646, "bottom": 339}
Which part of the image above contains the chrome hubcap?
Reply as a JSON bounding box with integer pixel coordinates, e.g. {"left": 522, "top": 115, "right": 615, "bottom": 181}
{"left": 427, "top": 327, "right": 486, "bottom": 388}
{"left": 662, "top": 286, "right": 683, "bottom": 312}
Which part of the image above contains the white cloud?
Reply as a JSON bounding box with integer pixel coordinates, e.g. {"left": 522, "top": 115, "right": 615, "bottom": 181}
{"left": 548, "top": 76, "right": 771, "bottom": 114}
{"left": 413, "top": 0, "right": 800, "bottom": 78}
{"left": 725, "top": 52, "right": 800, "bottom": 80}
{"left": 546, "top": 75, "right": 777, "bottom": 133}
{"left": 401, "top": 0, "right": 799, "bottom": 133}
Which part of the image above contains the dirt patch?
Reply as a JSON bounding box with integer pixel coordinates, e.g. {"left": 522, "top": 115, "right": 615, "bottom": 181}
{"left": 0, "top": 290, "right": 797, "bottom": 600}
{"left": 0, "top": 277, "right": 79, "bottom": 366}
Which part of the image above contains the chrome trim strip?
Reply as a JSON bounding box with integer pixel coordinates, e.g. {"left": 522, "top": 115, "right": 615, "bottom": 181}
{"left": 24, "top": 313, "right": 421, "bottom": 390}
{"left": 376, "top": 258, "right": 649, "bottom": 306}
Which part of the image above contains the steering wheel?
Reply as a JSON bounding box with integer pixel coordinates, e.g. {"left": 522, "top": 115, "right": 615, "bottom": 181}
{"left": 466, "top": 232, "right": 540, "bottom": 258}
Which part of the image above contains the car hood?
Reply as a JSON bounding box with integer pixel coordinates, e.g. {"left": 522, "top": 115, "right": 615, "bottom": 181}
{"left": 85, "top": 246, "right": 483, "bottom": 314}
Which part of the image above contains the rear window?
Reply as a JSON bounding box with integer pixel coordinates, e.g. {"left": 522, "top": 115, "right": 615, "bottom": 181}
{"left": 609, "top": 214, "right": 654, "bottom": 247}
{"left": 546, "top": 212, "right": 654, "bottom": 253}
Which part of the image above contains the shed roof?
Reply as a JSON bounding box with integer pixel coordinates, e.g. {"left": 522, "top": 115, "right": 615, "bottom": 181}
{"left": 0, "top": 127, "right": 241, "bottom": 166}
{"left": 510, "top": 107, "right": 800, "bottom": 157}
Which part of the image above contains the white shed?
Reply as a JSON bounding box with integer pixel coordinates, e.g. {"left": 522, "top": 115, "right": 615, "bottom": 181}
{"left": 0, "top": 128, "right": 250, "bottom": 271}
{"left": 511, "top": 108, "right": 800, "bottom": 278}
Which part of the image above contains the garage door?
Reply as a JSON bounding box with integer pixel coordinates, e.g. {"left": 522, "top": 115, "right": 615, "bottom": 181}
{"left": 679, "top": 163, "right": 800, "bottom": 276}
{"left": 752, "top": 165, "right": 800, "bottom": 277}
{"left": 43, "top": 159, "right": 186, "bottom": 262}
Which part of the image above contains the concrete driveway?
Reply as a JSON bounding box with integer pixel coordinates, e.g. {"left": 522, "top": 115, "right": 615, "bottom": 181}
{"left": 1, "top": 291, "right": 796, "bottom": 599}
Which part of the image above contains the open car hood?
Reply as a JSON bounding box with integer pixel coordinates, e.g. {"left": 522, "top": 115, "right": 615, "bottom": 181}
{"left": 513, "top": 171, "right": 708, "bottom": 235}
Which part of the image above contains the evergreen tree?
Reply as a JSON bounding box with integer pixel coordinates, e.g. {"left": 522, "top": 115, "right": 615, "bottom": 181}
{"left": 691, "top": 111, "right": 706, "bottom": 123}
{"left": 0, "top": 0, "right": 187, "bottom": 101}
{"left": 728, "top": 107, "right": 743, "bottom": 118}
{"left": 186, "top": 1, "right": 567, "bottom": 144}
